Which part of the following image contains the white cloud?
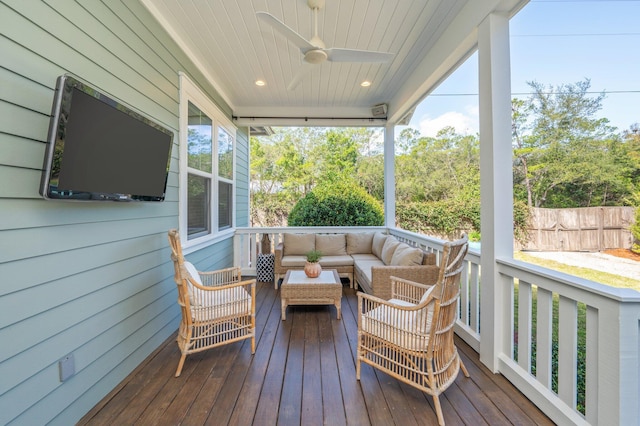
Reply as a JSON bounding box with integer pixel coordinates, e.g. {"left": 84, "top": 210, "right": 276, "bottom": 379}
{"left": 416, "top": 107, "right": 479, "bottom": 137}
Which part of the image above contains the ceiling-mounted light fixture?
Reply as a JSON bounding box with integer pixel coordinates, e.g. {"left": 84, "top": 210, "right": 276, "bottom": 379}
{"left": 255, "top": 80, "right": 266, "bottom": 86}
{"left": 361, "top": 80, "right": 371, "bottom": 87}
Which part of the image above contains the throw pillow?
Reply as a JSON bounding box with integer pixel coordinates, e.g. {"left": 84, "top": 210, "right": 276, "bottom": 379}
{"left": 416, "top": 285, "right": 437, "bottom": 334}
{"left": 380, "top": 236, "right": 401, "bottom": 265}
{"left": 316, "top": 234, "right": 347, "bottom": 256}
{"left": 372, "top": 232, "right": 387, "bottom": 258}
{"left": 183, "top": 261, "right": 203, "bottom": 306}
{"left": 419, "top": 283, "right": 437, "bottom": 304}
{"left": 346, "top": 232, "right": 374, "bottom": 254}
{"left": 390, "top": 243, "right": 424, "bottom": 266}
{"left": 283, "top": 233, "right": 315, "bottom": 256}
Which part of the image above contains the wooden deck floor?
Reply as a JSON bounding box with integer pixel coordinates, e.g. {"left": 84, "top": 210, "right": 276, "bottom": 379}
{"left": 80, "top": 281, "right": 553, "bottom": 425}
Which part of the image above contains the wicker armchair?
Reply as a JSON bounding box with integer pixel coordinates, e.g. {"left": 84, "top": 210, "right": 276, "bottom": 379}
{"left": 168, "top": 229, "right": 256, "bottom": 377}
{"left": 356, "top": 234, "right": 469, "bottom": 426}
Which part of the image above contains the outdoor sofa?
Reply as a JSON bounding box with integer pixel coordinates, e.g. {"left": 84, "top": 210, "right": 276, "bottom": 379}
{"left": 274, "top": 232, "right": 439, "bottom": 299}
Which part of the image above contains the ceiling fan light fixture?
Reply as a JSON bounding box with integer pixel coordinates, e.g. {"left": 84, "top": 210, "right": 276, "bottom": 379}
{"left": 304, "top": 49, "right": 327, "bottom": 64}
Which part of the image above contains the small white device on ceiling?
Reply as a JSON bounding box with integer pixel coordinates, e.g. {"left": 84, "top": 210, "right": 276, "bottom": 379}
{"left": 371, "top": 104, "right": 387, "bottom": 117}
{"left": 257, "top": 0, "right": 394, "bottom": 90}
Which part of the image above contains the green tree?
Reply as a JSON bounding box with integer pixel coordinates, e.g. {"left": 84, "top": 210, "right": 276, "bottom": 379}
{"left": 355, "top": 154, "right": 384, "bottom": 201}
{"left": 512, "top": 80, "right": 627, "bottom": 208}
{"left": 250, "top": 127, "right": 381, "bottom": 226}
{"left": 395, "top": 127, "right": 480, "bottom": 203}
{"left": 632, "top": 208, "right": 640, "bottom": 253}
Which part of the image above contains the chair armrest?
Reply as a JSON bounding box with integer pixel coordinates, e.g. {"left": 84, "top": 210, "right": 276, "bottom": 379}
{"left": 390, "top": 276, "right": 434, "bottom": 304}
{"left": 274, "top": 243, "right": 284, "bottom": 269}
{"left": 191, "top": 276, "right": 256, "bottom": 292}
{"left": 357, "top": 290, "right": 425, "bottom": 315}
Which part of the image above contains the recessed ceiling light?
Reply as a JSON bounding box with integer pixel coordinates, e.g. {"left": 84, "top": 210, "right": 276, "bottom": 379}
{"left": 361, "top": 80, "right": 371, "bottom": 87}
{"left": 255, "top": 80, "right": 266, "bottom": 86}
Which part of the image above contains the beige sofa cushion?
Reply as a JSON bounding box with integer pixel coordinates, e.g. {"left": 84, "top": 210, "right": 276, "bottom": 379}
{"left": 372, "top": 232, "right": 387, "bottom": 258}
{"left": 319, "top": 255, "right": 354, "bottom": 267}
{"left": 281, "top": 255, "right": 307, "bottom": 267}
{"left": 354, "top": 259, "right": 384, "bottom": 284}
{"left": 390, "top": 243, "right": 424, "bottom": 266}
{"left": 316, "top": 234, "right": 347, "bottom": 256}
{"left": 380, "top": 236, "right": 401, "bottom": 265}
{"left": 351, "top": 253, "right": 379, "bottom": 261}
{"left": 346, "top": 233, "right": 374, "bottom": 254}
{"left": 283, "top": 233, "right": 315, "bottom": 256}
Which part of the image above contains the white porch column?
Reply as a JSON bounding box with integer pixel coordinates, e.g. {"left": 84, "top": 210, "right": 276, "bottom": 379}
{"left": 383, "top": 124, "right": 396, "bottom": 228}
{"left": 477, "top": 13, "right": 514, "bottom": 372}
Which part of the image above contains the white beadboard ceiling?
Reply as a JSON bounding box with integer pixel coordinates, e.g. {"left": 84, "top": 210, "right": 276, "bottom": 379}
{"left": 142, "top": 0, "right": 527, "bottom": 125}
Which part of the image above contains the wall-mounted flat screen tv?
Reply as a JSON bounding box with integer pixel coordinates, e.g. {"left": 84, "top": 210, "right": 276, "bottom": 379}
{"left": 40, "top": 74, "right": 173, "bottom": 201}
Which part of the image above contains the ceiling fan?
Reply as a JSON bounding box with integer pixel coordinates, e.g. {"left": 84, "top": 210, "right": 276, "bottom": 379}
{"left": 257, "top": 0, "right": 394, "bottom": 90}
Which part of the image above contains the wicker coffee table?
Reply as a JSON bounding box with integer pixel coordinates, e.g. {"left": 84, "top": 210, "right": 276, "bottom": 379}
{"left": 281, "top": 269, "right": 342, "bottom": 320}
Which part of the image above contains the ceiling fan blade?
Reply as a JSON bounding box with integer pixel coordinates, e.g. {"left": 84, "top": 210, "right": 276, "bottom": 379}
{"left": 326, "top": 48, "right": 394, "bottom": 63}
{"left": 256, "top": 11, "right": 314, "bottom": 51}
{"left": 287, "top": 62, "right": 314, "bottom": 91}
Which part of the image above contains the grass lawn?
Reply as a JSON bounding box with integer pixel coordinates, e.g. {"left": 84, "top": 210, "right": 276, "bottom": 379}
{"left": 514, "top": 251, "right": 640, "bottom": 291}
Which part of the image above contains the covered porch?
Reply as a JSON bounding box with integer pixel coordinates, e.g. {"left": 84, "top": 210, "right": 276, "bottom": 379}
{"left": 80, "top": 280, "right": 553, "bottom": 425}
{"left": 2, "top": 0, "right": 639, "bottom": 424}
{"left": 231, "top": 227, "right": 640, "bottom": 425}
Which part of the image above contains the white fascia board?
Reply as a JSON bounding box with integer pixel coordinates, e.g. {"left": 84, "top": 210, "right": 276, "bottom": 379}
{"left": 387, "top": 0, "right": 529, "bottom": 124}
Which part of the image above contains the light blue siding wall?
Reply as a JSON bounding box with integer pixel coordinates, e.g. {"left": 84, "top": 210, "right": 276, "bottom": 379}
{"left": 0, "top": 1, "right": 249, "bottom": 424}
{"left": 236, "top": 129, "right": 251, "bottom": 227}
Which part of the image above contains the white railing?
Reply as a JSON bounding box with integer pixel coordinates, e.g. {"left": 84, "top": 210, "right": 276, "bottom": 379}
{"left": 233, "top": 226, "right": 640, "bottom": 425}
{"left": 496, "top": 258, "right": 640, "bottom": 426}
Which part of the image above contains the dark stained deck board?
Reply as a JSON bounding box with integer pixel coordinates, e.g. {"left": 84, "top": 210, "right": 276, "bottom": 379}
{"left": 79, "top": 281, "right": 554, "bottom": 426}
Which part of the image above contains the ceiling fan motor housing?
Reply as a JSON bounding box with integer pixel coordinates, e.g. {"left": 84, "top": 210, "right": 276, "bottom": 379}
{"left": 304, "top": 49, "right": 328, "bottom": 64}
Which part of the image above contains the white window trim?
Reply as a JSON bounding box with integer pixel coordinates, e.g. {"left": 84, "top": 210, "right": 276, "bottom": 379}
{"left": 178, "top": 72, "right": 237, "bottom": 251}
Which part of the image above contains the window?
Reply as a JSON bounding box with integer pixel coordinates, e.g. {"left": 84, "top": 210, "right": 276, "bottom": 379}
{"left": 179, "top": 74, "right": 236, "bottom": 245}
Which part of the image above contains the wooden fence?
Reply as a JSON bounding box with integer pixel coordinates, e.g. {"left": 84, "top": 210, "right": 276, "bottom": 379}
{"left": 522, "top": 206, "right": 636, "bottom": 251}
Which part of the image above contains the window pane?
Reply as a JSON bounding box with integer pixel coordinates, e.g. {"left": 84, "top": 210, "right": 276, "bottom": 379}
{"left": 187, "top": 102, "right": 212, "bottom": 173}
{"left": 187, "top": 174, "right": 210, "bottom": 238}
{"left": 218, "top": 127, "right": 233, "bottom": 179}
{"left": 218, "top": 181, "right": 232, "bottom": 230}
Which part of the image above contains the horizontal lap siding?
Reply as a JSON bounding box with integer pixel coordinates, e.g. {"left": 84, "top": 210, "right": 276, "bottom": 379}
{"left": 0, "top": 0, "right": 244, "bottom": 424}
{"left": 236, "top": 129, "right": 250, "bottom": 227}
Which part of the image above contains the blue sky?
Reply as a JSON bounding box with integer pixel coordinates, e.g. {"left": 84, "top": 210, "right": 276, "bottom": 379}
{"left": 407, "top": 0, "right": 640, "bottom": 137}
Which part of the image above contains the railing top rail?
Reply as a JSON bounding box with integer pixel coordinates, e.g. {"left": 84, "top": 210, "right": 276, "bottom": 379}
{"left": 497, "top": 256, "right": 640, "bottom": 303}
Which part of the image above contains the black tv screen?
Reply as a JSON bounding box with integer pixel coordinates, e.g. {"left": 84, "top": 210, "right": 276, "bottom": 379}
{"left": 40, "top": 75, "right": 173, "bottom": 201}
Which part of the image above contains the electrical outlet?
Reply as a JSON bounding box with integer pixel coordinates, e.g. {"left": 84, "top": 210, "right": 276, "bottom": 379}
{"left": 59, "top": 353, "right": 75, "bottom": 382}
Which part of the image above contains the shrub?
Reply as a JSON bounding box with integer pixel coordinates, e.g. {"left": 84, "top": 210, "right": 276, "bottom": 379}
{"left": 288, "top": 181, "right": 384, "bottom": 226}
{"left": 396, "top": 198, "right": 531, "bottom": 243}
{"left": 631, "top": 206, "right": 640, "bottom": 254}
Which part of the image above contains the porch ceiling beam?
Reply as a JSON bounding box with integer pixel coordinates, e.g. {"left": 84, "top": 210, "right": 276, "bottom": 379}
{"left": 233, "top": 116, "right": 387, "bottom": 127}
